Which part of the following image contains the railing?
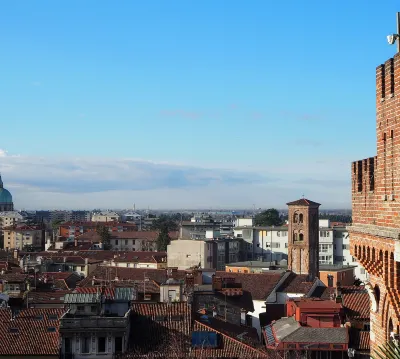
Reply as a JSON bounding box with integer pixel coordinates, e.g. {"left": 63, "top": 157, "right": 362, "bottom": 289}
{"left": 60, "top": 317, "right": 128, "bottom": 329}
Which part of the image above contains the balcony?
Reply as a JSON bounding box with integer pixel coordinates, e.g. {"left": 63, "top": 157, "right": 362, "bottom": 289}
{"left": 60, "top": 317, "right": 129, "bottom": 331}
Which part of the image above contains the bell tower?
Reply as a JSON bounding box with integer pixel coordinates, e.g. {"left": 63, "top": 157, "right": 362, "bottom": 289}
{"left": 287, "top": 198, "right": 320, "bottom": 280}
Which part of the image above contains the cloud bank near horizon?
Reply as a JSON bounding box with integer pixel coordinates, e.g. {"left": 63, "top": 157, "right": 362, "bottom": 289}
{"left": 0, "top": 149, "right": 351, "bottom": 210}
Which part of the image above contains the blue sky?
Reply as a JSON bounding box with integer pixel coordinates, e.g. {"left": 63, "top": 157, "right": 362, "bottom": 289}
{"left": 0, "top": 1, "right": 398, "bottom": 209}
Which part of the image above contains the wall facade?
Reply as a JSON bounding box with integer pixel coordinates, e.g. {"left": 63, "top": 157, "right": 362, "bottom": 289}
{"left": 350, "top": 52, "right": 400, "bottom": 354}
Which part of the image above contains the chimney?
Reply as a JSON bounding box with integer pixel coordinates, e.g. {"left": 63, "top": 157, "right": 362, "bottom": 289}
{"left": 74, "top": 238, "right": 78, "bottom": 247}
{"left": 92, "top": 275, "right": 96, "bottom": 286}
{"left": 85, "top": 258, "right": 89, "bottom": 265}
{"left": 212, "top": 276, "right": 222, "bottom": 291}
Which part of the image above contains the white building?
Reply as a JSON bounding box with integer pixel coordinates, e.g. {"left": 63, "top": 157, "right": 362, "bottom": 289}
{"left": 91, "top": 211, "right": 120, "bottom": 222}
{"left": 234, "top": 219, "right": 368, "bottom": 282}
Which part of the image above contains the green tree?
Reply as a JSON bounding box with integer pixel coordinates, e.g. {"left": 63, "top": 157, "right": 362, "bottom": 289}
{"left": 151, "top": 215, "right": 178, "bottom": 252}
{"left": 151, "top": 215, "right": 178, "bottom": 232}
{"left": 51, "top": 219, "right": 64, "bottom": 241}
{"left": 96, "top": 225, "right": 112, "bottom": 250}
{"left": 254, "top": 209, "right": 283, "bottom": 226}
{"left": 373, "top": 342, "right": 400, "bottom": 359}
{"left": 156, "top": 228, "right": 171, "bottom": 251}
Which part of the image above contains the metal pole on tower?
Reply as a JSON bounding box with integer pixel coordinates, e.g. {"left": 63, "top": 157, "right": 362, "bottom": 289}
{"left": 397, "top": 12, "right": 400, "bottom": 53}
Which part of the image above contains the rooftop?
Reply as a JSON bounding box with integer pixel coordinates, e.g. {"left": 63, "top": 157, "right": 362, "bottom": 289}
{"left": 0, "top": 308, "right": 64, "bottom": 356}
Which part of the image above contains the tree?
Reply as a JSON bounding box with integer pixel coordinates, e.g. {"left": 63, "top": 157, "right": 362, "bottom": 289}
{"left": 51, "top": 219, "right": 64, "bottom": 241}
{"left": 151, "top": 215, "right": 178, "bottom": 252}
{"left": 96, "top": 225, "right": 112, "bottom": 250}
{"left": 151, "top": 215, "right": 178, "bottom": 232}
{"left": 254, "top": 209, "right": 283, "bottom": 227}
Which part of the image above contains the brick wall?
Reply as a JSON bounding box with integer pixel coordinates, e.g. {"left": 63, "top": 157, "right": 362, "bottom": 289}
{"left": 350, "top": 52, "right": 400, "bottom": 355}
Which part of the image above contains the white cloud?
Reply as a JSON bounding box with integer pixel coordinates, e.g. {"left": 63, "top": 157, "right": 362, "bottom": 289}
{"left": 0, "top": 150, "right": 351, "bottom": 210}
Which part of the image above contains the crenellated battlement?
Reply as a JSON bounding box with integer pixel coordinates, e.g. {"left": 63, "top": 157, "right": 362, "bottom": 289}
{"left": 376, "top": 54, "right": 400, "bottom": 103}
{"left": 351, "top": 156, "right": 376, "bottom": 194}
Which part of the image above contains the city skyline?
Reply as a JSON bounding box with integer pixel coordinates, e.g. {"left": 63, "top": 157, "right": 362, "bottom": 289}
{"left": 1, "top": 1, "right": 399, "bottom": 208}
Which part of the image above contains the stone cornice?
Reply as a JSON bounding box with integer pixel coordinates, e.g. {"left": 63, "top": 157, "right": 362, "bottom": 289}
{"left": 347, "top": 223, "right": 400, "bottom": 240}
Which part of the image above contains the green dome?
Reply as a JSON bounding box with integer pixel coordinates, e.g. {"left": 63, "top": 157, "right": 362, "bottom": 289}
{"left": 0, "top": 188, "right": 12, "bottom": 203}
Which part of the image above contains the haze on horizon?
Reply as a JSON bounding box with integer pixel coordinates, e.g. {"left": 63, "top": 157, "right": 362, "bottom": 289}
{"left": 1, "top": 1, "right": 397, "bottom": 210}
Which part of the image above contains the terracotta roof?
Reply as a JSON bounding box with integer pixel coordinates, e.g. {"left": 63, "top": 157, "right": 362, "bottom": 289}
{"left": 286, "top": 198, "right": 321, "bottom": 206}
{"left": 41, "top": 272, "right": 77, "bottom": 280}
{"left": 350, "top": 329, "right": 370, "bottom": 350}
{"left": 78, "top": 266, "right": 186, "bottom": 287}
{"left": 277, "top": 273, "right": 316, "bottom": 294}
{"left": 341, "top": 286, "right": 370, "bottom": 321}
{"left": 60, "top": 221, "right": 136, "bottom": 227}
{"left": 27, "top": 290, "right": 71, "bottom": 304}
{"left": 129, "top": 302, "right": 192, "bottom": 355}
{"left": 0, "top": 273, "right": 28, "bottom": 283}
{"left": 112, "top": 251, "right": 167, "bottom": 263}
{"left": 0, "top": 308, "right": 65, "bottom": 355}
{"left": 215, "top": 271, "right": 284, "bottom": 300}
{"left": 75, "top": 286, "right": 115, "bottom": 298}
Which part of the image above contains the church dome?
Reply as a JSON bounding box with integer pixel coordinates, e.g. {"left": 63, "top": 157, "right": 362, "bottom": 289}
{"left": 0, "top": 188, "right": 12, "bottom": 203}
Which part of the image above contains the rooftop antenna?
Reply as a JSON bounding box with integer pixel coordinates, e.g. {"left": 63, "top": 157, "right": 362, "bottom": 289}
{"left": 387, "top": 12, "right": 400, "bottom": 53}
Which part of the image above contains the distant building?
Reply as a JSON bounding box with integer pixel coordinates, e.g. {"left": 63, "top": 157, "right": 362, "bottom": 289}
{"left": 0, "top": 175, "right": 13, "bottom": 211}
{"left": 71, "top": 210, "right": 91, "bottom": 222}
{"left": 92, "top": 211, "right": 120, "bottom": 222}
{"left": 234, "top": 219, "right": 367, "bottom": 283}
{"left": 167, "top": 238, "right": 242, "bottom": 270}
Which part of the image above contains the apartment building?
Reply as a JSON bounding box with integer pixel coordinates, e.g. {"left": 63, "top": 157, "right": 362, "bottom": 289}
{"left": 91, "top": 211, "right": 120, "bottom": 222}
{"left": 167, "top": 238, "right": 241, "bottom": 270}
{"left": 3, "top": 224, "right": 45, "bottom": 251}
{"left": 60, "top": 289, "right": 133, "bottom": 359}
{"left": 0, "top": 211, "right": 23, "bottom": 230}
{"left": 234, "top": 220, "right": 367, "bottom": 282}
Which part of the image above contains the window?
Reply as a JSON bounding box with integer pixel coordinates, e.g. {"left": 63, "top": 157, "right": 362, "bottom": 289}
{"left": 77, "top": 305, "right": 85, "bottom": 312}
{"left": 81, "top": 336, "right": 91, "bottom": 353}
{"left": 320, "top": 244, "right": 331, "bottom": 252}
{"left": 360, "top": 268, "right": 366, "bottom": 274}
{"left": 132, "top": 239, "right": 135, "bottom": 244}
{"left": 342, "top": 244, "right": 350, "bottom": 250}
{"left": 115, "top": 337, "right": 123, "bottom": 353}
{"left": 35, "top": 315, "right": 43, "bottom": 320}
{"left": 125, "top": 240, "right": 128, "bottom": 245}
{"left": 9, "top": 328, "right": 18, "bottom": 333}
{"left": 299, "top": 214, "right": 303, "bottom": 223}
{"left": 299, "top": 233, "right": 304, "bottom": 241}
{"left": 98, "top": 337, "right": 106, "bottom": 353}
{"left": 91, "top": 306, "right": 97, "bottom": 313}
{"left": 81, "top": 266, "right": 85, "bottom": 271}
{"left": 271, "top": 243, "right": 280, "bottom": 248}
{"left": 64, "top": 338, "right": 72, "bottom": 353}
{"left": 285, "top": 243, "right": 288, "bottom": 248}
{"left": 47, "top": 327, "right": 57, "bottom": 332}
{"left": 277, "top": 231, "right": 280, "bottom": 237}
{"left": 48, "top": 315, "right": 58, "bottom": 320}
{"left": 115, "top": 240, "right": 119, "bottom": 245}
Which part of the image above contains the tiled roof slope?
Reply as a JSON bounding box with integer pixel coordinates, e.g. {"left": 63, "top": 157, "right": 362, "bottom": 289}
{"left": 79, "top": 266, "right": 186, "bottom": 287}
{"left": 286, "top": 198, "right": 321, "bottom": 206}
{"left": 192, "top": 319, "right": 268, "bottom": 358}
{"left": 341, "top": 286, "right": 370, "bottom": 321}
{"left": 0, "top": 308, "right": 65, "bottom": 355}
{"left": 350, "top": 329, "right": 370, "bottom": 351}
{"left": 215, "top": 271, "right": 284, "bottom": 300}
{"left": 277, "top": 273, "right": 317, "bottom": 294}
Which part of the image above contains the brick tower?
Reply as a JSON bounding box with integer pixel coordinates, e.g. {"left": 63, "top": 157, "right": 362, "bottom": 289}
{"left": 350, "top": 51, "right": 400, "bottom": 352}
{"left": 287, "top": 199, "right": 320, "bottom": 281}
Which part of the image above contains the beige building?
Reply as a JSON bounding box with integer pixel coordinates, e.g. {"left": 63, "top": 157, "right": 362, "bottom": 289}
{"left": 3, "top": 225, "right": 45, "bottom": 251}
{"left": 167, "top": 239, "right": 215, "bottom": 270}
{"left": 91, "top": 211, "right": 120, "bottom": 222}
